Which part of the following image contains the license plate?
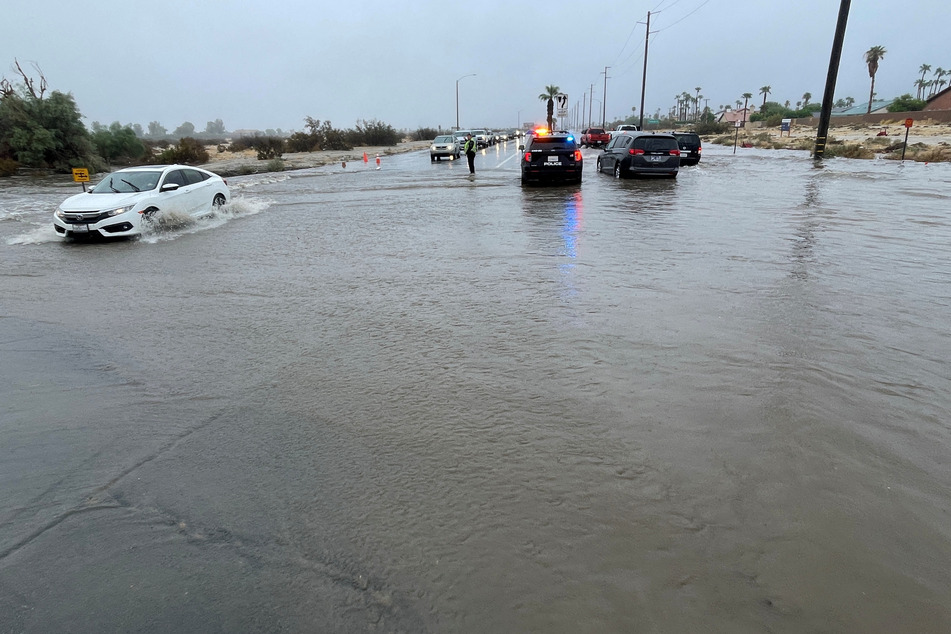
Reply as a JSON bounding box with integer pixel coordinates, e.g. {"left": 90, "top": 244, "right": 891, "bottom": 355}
{"left": 71, "top": 224, "right": 89, "bottom": 233}
{"left": 548, "top": 156, "right": 559, "bottom": 162}
{"left": 647, "top": 155, "right": 664, "bottom": 162}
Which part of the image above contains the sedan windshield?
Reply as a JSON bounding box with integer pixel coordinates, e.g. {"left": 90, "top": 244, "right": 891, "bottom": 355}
{"left": 90, "top": 171, "right": 162, "bottom": 194}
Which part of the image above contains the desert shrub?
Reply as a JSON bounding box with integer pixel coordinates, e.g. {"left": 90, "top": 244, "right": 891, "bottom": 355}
{"left": 228, "top": 136, "right": 255, "bottom": 152}
{"left": 885, "top": 144, "right": 951, "bottom": 162}
{"left": 352, "top": 119, "right": 400, "bottom": 146}
{"left": 265, "top": 158, "right": 285, "bottom": 172}
{"left": 285, "top": 132, "right": 318, "bottom": 153}
{"left": 822, "top": 143, "right": 874, "bottom": 159}
{"left": 153, "top": 137, "right": 209, "bottom": 164}
{"left": 0, "top": 157, "right": 19, "bottom": 176}
{"left": 410, "top": 127, "right": 442, "bottom": 141}
{"left": 252, "top": 136, "right": 284, "bottom": 160}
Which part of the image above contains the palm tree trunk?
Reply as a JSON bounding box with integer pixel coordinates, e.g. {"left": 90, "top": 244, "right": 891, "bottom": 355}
{"left": 867, "top": 76, "right": 875, "bottom": 114}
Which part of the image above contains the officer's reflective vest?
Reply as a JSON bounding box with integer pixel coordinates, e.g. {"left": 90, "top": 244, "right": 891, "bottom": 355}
{"left": 465, "top": 138, "right": 476, "bottom": 153}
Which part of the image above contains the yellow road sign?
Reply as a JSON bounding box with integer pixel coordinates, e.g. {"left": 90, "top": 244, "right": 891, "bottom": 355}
{"left": 72, "top": 168, "right": 89, "bottom": 182}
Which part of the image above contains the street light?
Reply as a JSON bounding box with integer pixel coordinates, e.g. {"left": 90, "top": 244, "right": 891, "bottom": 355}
{"left": 456, "top": 73, "right": 476, "bottom": 130}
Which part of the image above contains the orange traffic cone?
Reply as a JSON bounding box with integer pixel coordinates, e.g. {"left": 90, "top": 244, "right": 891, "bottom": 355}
{"left": 375, "top": 154, "right": 381, "bottom": 167}
{"left": 363, "top": 152, "right": 368, "bottom": 163}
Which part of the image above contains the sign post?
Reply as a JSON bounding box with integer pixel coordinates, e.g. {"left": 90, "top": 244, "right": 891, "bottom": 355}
{"left": 72, "top": 167, "right": 90, "bottom": 192}
{"left": 733, "top": 121, "right": 741, "bottom": 154}
{"left": 555, "top": 93, "right": 568, "bottom": 124}
{"left": 901, "top": 118, "right": 913, "bottom": 160}
{"left": 781, "top": 119, "right": 792, "bottom": 137}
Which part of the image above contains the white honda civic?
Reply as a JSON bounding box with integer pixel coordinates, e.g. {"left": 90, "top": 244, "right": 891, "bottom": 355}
{"left": 53, "top": 164, "right": 230, "bottom": 239}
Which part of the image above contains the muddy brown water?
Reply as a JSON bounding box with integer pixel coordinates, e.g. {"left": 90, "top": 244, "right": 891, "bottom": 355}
{"left": 1, "top": 143, "right": 950, "bottom": 632}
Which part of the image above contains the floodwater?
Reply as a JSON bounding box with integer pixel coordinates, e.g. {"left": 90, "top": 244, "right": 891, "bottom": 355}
{"left": 1, "top": 142, "right": 950, "bottom": 632}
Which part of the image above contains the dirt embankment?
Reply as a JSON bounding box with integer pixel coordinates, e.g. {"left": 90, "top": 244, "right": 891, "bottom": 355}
{"left": 202, "top": 141, "right": 432, "bottom": 176}
{"left": 709, "top": 119, "right": 951, "bottom": 161}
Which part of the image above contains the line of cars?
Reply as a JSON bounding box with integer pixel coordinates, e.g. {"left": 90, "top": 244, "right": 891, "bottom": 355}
{"left": 430, "top": 128, "right": 523, "bottom": 161}
{"left": 520, "top": 127, "right": 702, "bottom": 184}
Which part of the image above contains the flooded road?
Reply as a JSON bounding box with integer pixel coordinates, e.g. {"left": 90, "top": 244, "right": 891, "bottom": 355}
{"left": 1, "top": 142, "right": 950, "bottom": 632}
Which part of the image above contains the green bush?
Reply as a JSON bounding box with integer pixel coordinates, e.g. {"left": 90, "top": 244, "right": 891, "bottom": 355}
{"left": 153, "top": 137, "right": 209, "bottom": 165}
{"left": 0, "top": 84, "right": 97, "bottom": 171}
{"left": 285, "top": 131, "right": 318, "bottom": 153}
{"left": 887, "top": 94, "right": 926, "bottom": 112}
{"left": 265, "top": 158, "right": 285, "bottom": 172}
{"left": 352, "top": 119, "right": 400, "bottom": 146}
{"left": 90, "top": 121, "right": 146, "bottom": 165}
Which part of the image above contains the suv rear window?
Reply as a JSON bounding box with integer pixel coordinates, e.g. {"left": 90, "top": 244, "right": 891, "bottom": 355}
{"left": 673, "top": 133, "right": 700, "bottom": 146}
{"left": 529, "top": 137, "right": 577, "bottom": 150}
{"left": 589, "top": 128, "right": 605, "bottom": 134}
{"left": 633, "top": 136, "right": 678, "bottom": 152}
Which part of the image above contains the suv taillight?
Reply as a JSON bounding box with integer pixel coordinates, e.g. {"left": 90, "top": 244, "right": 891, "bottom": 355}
{"left": 630, "top": 148, "right": 645, "bottom": 155}
{"left": 524, "top": 152, "right": 532, "bottom": 161}
{"left": 670, "top": 149, "right": 681, "bottom": 156}
{"left": 574, "top": 150, "right": 582, "bottom": 161}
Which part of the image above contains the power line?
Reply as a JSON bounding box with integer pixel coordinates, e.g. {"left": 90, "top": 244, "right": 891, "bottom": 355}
{"left": 652, "top": 0, "right": 711, "bottom": 33}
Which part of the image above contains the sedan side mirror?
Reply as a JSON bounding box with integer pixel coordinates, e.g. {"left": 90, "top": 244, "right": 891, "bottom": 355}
{"left": 160, "top": 183, "right": 180, "bottom": 192}
{"left": 518, "top": 145, "right": 524, "bottom": 151}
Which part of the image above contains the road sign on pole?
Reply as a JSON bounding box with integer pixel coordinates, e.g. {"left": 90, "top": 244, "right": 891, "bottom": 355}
{"left": 555, "top": 93, "right": 568, "bottom": 118}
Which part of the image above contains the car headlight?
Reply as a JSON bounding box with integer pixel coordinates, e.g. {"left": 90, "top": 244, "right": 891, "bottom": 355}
{"left": 104, "top": 205, "right": 134, "bottom": 217}
{"left": 431, "top": 145, "right": 437, "bottom": 151}
{"left": 55, "top": 207, "right": 65, "bottom": 219}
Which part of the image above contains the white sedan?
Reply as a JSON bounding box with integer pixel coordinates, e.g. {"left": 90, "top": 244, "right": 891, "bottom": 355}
{"left": 53, "top": 165, "right": 230, "bottom": 239}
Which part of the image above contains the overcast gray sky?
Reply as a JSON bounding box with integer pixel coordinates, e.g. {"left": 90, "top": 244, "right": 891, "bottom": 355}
{"left": 3, "top": 0, "right": 947, "bottom": 132}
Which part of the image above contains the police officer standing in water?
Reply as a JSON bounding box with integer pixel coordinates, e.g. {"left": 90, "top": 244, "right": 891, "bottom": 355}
{"left": 463, "top": 133, "right": 477, "bottom": 174}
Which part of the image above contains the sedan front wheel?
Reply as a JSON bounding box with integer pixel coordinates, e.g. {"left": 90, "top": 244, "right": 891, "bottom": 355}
{"left": 614, "top": 163, "right": 622, "bottom": 179}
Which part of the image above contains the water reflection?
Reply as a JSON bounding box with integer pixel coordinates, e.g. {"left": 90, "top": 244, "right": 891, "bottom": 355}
{"left": 521, "top": 188, "right": 585, "bottom": 303}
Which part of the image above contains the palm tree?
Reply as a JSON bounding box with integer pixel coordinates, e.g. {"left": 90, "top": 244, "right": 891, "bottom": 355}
{"left": 864, "top": 45, "right": 887, "bottom": 114}
{"left": 934, "top": 72, "right": 948, "bottom": 97}
{"left": 741, "top": 92, "right": 752, "bottom": 126}
{"left": 538, "top": 84, "right": 560, "bottom": 131}
{"left": 694, "top": 86, "right": 702, "bottom": 118}
{"left": 844, "top": 96, "right": 855, "bottom": 108}
{"left": 914, "top": 78, "right": 927, "bottom": 100}
{"left": 919, "top": 64, "right": 932, "bottom": 84}
{"left": 759, "top": 85, "right": 772, "bottom": 106}
{"left": 802, "top": 92, "right": 812, "bottom": 106}
{"left": 930, "top": 68, "right": 945, "bottom": 97}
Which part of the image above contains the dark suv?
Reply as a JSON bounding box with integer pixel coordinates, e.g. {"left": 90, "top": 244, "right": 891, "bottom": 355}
{"left": 597, "top": 132, "right": 680, "bottom": 178}
{"left": 520, "top": 131, "right": 583, "bottom": 184}
{"left": 672, "top": 132, "right": 702, "bottom": 166}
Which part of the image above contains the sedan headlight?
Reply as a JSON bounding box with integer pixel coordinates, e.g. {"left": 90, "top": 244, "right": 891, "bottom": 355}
{"left": 55, "top": 207, "right": 65, "bottom": 219}
{"left": 104, "top": 205, "right": 134, "bottom": 217}
{"left": 431, "top": 145, "right": 437, "bottom": 151}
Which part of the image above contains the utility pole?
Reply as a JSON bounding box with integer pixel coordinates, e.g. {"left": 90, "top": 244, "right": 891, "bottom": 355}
{"left": 639, "top": 11, "right": 651, "bottom": 130}
{"left": 602, "top": 66, "right": 610, "bottom": 126}
{"left": 588, "top": 84, "right": 594, "bottom": 128}
{"left": 815, "top": 0, "right": 851, "bottom": 159}
{"left": 582, "top": 92, "right": 586, "bottom": 129}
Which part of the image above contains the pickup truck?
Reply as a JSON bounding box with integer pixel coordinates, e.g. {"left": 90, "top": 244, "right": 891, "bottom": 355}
{"left": 580, "top": 127, "right": 610, "bottom": 148}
